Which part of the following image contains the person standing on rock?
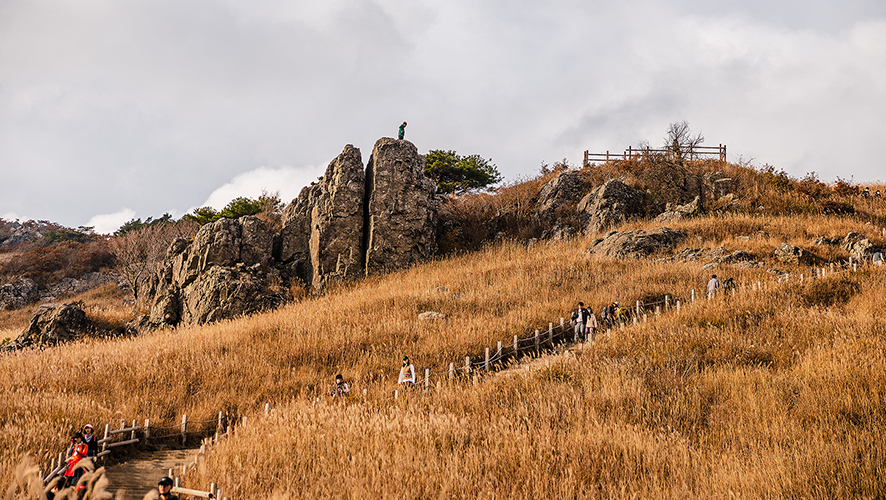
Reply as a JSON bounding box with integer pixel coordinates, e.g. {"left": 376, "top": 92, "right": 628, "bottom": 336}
{"left": 707, "top": 274, "right": 720, "bottom": 299}
{"left": 398, "top": 121, "right": 407, "bottom": 140}
{"left": 157, "top": 476, "right": 180, "bottom": 500}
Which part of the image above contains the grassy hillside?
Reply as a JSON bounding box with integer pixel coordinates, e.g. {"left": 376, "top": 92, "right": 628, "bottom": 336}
{"left": 2, "top": 160, "right": 885, "bottom": 498}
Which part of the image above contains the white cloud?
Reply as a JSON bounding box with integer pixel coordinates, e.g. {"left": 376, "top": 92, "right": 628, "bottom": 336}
{"left": 86, "top": 208, "right": 137, "bottom": 235}
{"left": 196, "top": 165, "right": 326, "bottom": 212}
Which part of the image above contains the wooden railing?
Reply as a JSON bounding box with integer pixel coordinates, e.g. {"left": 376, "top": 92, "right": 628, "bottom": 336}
{"left": 584, "top": 144, "right": 727, "bottom": 167}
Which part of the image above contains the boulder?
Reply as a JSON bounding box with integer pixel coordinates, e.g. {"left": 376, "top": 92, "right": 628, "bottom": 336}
{"left": 589, "top": 227, "right": 686, "bottom": 259}
{"left": 774, "top": 243, "right": 805, "bottom": 264}
{"left": 654, "top": 196, "right": 701, "bottom": 222}
{"left": 842, "top": 232, "right": 877, "bottom": 260}
{"left": 364, "top": 138, "right": 438, "bottom": 275}
{"left": 703, "top": 172, "right": 735, "bottom": 200}
{"left": 308, "top": 145, "right": 366, "bottom": 288}
{"left": 418, "top": 311, "right": 446, "bottom": 321}
{"left": 0, "top": 278, "right": 39, "bottom": 311}
{"left": 146, "top": 216, "right": 288, "bottom": 327}
{"left": 577, "top": 179, "right": 645, "bottom": 234}
{"left": 535, "top": 170, "right": 592, "bottom": 223}
{"left": 2, "top": 302, "right": 97, "bottom": 350}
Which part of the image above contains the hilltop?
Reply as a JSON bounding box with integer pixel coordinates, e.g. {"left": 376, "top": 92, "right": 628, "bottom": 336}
{"left": 1, "top": 145, "right": 886, "bottom": 498}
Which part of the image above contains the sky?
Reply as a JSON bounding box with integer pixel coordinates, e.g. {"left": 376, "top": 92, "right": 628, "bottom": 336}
{"left": 1, "top": 0, "right": 884, "bottom": 234}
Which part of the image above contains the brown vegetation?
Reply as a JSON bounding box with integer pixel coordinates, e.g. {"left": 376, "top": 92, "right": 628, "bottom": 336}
{"left": 2, "top": 159, "right": 886, "bottom": 498}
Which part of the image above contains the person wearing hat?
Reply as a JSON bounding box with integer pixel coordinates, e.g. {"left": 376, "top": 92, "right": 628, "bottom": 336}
{"left": 157, "top": 476, "right": 180, "bottom": 500}
{"left": 63, "top": 432, "right": 89, "bottom": 486}
{"left": 330, "top": 374, "right": 350, "bottom": 398}
{"left": 398, "top": 355, "right": 415, "bottom": 385}
{"left": 82, "top": 424, "right": 97, "bottom": 457}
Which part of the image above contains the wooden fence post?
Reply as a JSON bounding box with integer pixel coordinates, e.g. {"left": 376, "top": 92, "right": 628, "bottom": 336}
{"left": 465, "top": 356, "right": 472, "bottom": 375}
{"left": 549, "top": 322, "right": 554, "bottom": 346}
{"left": 265, "top": 403, "right": 271, "bottom": 415}
{"left": 395, "top": 389, "right": 399, "bottom": 399}
{"left": 449, "top": 363, "right": 455, "bottom": 381}
{"left": 485, "top": 348, "right": 490, "bottom": 370}
{"left": 210, "top": 484, "right": 218, "bottom": 498}
{"left": 691, "top": 289, "right": 696, "bottom": 302}
{"left": 217, "top": 411, "right": 225, "bottom": 433}
{"left": 535, "top": 329, "right": 540, "bottom": 352}
{"left": 181, "top": 415, "right": 188, "bottom": 446}
{"left": 130, "top": 419, "right": 137, "bottom": 441}
{"left": 425, "top": 368, "right": 430, "bottom": 389}
{"left": 655, "top": 306, "right": 660, "bottom": 316}
{"left": 102, "top": 424, "right": 109, "bottom": 456}
{"left": 665, "top": 295, "right": 670, "bottom": 310}
{"left": 144, "top": 419, "right": 151, "bottom": 440}
{"left": 513, "top": 335, "right": 519, "bottom": 356}
{"left": 636, "top": 300, "right": 641, "bottom": 316}
{"left": 497, "top": 341, "right": 502, "bottom": 361}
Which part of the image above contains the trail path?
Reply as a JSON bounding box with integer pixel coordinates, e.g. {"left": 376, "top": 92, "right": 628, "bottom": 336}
{"left": 104, "top": 448, "right": 199, "bottom": 500}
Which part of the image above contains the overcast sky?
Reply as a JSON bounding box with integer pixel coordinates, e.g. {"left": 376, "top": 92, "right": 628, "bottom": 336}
{"left": 2, "top": 0, "right": 884, "bottom": 233}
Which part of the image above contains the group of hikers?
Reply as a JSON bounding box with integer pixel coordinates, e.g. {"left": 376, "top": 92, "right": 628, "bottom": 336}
{"left": 328, "top": 355, "right": 417, "bottom": 399}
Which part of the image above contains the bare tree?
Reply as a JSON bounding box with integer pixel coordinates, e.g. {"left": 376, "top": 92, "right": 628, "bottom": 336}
{"left": 665, "top": 121, "right": 705, "bottom": 161}
{"left": 108, "top": 221, "right": 197, "bottom": 303}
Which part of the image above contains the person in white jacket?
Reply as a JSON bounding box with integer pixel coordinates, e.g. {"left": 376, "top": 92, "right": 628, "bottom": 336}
{"left": 398, "top": 356, "right": 415, "bottom": 385}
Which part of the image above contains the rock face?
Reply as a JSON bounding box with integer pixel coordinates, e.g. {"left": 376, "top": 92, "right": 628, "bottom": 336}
{"left": 309, "top": 145, "right": 366, "bottom": 288}
{"left": 589, "top": 227, "right": 686, "bottom": 259}
{"left": 577, "top": 179, "right": 645, "bottom": 235}
{"left": 1, "top": 302, "right": 99, "bottom": 350}
{"left": 146, "top": 216, "right": 289, "bottom": 326}
{"left": 364, "top": 138, "right": 438, "bottom": 274}
{"left": 0, "top": 278, "right": 39, "bottom": 311}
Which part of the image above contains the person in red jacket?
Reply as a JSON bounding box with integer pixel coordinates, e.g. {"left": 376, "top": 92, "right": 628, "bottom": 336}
{"left": 63, "top": 432, "right": 89, "bottom": 487}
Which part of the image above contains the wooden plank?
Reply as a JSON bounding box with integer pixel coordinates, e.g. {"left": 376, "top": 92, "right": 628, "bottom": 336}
{"left": 106, "top": 438, "right": 140, "bottom": 449}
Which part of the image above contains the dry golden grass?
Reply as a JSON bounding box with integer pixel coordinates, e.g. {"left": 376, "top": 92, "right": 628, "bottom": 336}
{"left": 1, "top": 210, "right": 885, "bottom": 498}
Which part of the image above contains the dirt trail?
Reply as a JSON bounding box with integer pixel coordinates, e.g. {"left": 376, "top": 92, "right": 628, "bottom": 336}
{"left": 103, "top": 448, "right": 199, "bottom": 500}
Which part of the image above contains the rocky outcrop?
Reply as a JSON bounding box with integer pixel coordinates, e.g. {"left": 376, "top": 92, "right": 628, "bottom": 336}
{"left": 1, "top": 302, "right": 107, "bottom": 351}
{"left": 308, "top": 145, "right": 365, "bottom": 288}
{"left": 364, "top": 138, "right": 438, "bottom": 274}
{"left": 0, "top": 278, "right": 39, "bottom": 311}
{"left": 146, "top": 216, "right": 289, "bottom": 326}
{"left": 774, "top": 243, "right": 805, "bottom": 264}
{"left": 842, "top": 232, "right": 877, "bottom": 260}
{"left": 654, "top": 196, "right": 701, "bottom": 222}
{"left": 143, "top": 139, "right": 440, "bottom": 327}
{"left": 535, "top": 170, "right": 592, "bottom": 223}
{"left": 577, "top": 179, "right": 645, "bottom": 235}
{"left": 589, "top": 227, "right": 686, "bottom": 259}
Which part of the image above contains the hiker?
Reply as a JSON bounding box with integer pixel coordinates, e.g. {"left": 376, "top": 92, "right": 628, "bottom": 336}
{"left": 63, "top": 432, "right": 88, "bottom": 487}
{"left": 707, "top": 274, "right": 720, "bottom": 299}
{"left": 862, "top": 187, "right": 871, "bottom": 198}
{"left": 876, "top": 190, "right": 882, "bottom": 199}
{"left": 330, "top": 374, "right": 350, "bottom": 398}
{"left": 571, "top": 302, "right": 590, "bottom": 340}
{"left": 586, "top": 307, "right": 598, "bottom": 340}
{"left": 157, "top": 476, "right": 180, "bottom": 500}
{"left": 398, "top": 121, "right": 407, "bottom": 140}
{"left": 82, "top": 424, "right": 97, "bottom": 457}
{"left": 398, "top": 356, "right": 415, "bottom": 385}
